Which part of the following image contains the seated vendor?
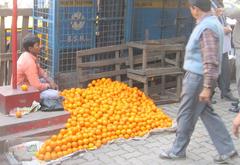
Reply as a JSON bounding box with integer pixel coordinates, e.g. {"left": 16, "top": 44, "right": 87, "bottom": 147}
{"left": 13, "top": 33, "right": 59, "bottom": 100}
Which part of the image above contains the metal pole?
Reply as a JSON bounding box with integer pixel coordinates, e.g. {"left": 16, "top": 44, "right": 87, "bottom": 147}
{"left": 12, "top": 0, "right": 17, "bottom": 89}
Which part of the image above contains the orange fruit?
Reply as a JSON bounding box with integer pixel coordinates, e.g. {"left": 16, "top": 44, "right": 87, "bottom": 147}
{"left": 16, "top": 111, "right": 22, "bottom": 118}
{"left": 20, "top": 84, "right": 28, "bottom": 91}
{"left": 37, "top": 78, "right": 173, "bottom": 158}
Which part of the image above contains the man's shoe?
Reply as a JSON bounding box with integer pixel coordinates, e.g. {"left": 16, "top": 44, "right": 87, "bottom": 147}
{"left": 159, "top": 150, "right": 186, "bottom": 160}
{"left": 229, "top": 106, "right": 240, "bottom": 113}
{"left": 213, "top": 150, "right": 238, "bottom": 164}
{"left": 211, "top": 100, "right": 217, "bottom": 104}
{"left": 222, "top": 92, "right": 239, "bottom": 102}
{"left": 168, "top": 120, "right": 177, "bottom": 132}
{"left": 229, "top": 102, "right": 240, "bottom": 113}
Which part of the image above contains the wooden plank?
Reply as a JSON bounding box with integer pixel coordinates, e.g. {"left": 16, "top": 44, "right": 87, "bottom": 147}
{"left": 0, "top": 16, "right": 6, "bottom": 53}
{"left": 128, "top": 47, "right": 134, "bottom": 69}
{"left": 128, "top": 67, "right": 182, "bottom": 77}
{"left": 0, "top": 16, "right": 6, "bottom": 86}
{"left": 133, "top": 54, "right": 162, "bottom": 65}
{"left": 128, "top": 47, "right": 133, "bottom": 87}
{"left": 145, "top": 67, "right": 183, "bottom": 77}
{"left": 21, "top": 16, "right": 29, "bottom": 43}
{"left": 145, "top": 44, "right": 185, "bottom": 50}
{"left": 127, "top": 69, "right": 146, "bottom": 76}
{"left": 127, "top": 42, "right": 146, "bottom": 49}
{"left": 176, "top": 51, "right": 181, "bottom": 67}
{"left": 165, "top": 58, "right": 177, "bottom": 66}
{"left": 77, "top": 45, "right": 127, "bottom": 57}
{"left": 115, "top": 50, "right": 121, "bottom": 81}
{"left": 142, "top": 49, "right": 147, "bottom": 70}
{"left": 127, "top": 72, "right": 147, "bottom": 83}
{"left": 76, "top": 55, "right": 83, "bottom": 88}
{"left": 161, "top": 52, "right": 166, "bottom": 95}
{"left": 6, "top": 60, "right": 12, "bottom": 85}
{"left": 77, "top": 57, "right": 126, "bottom": 68}
{"left": 79, "top": 70, "right": 127, "bottom": 83}
{"left": 154, "top": 98, "right": 179, "bottom": 105}
{"left": 0, "top": 8, "right": 32, "bottom": 17}
{"left": 127, "top": 37, "right": 186, "bottom": 50}
{"left": 143, "top": 36, "right": 186, "bottom": 45}
{"left": 0, "top": 53, "right": 12, "bottom": 61}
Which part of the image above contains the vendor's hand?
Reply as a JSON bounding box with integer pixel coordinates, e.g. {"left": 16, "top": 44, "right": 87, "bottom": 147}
{"left": 199, "top": 87, "right": 211, "bottom": 103}
{"left": 224, "top": 26, "right": 232, "bottom": 34}
{"left": 233, "top": 113, "right": 240, "bottom": 138}
{"left": 50, "top": 82, "right": 58, "bottom": 90}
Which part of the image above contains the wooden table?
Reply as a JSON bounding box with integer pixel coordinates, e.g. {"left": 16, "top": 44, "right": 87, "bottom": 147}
{"left": 127, "top": 39, "right": 185, "bottom": 104}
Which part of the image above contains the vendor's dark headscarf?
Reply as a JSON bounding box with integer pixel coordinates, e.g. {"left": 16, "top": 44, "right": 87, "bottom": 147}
{"left": 188, "top": 0, "right": 211, "bottom": 12}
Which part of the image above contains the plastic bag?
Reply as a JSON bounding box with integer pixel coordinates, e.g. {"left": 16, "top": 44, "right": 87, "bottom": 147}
{"left": 40, "top": 97, "right": 64, "bottom": 111}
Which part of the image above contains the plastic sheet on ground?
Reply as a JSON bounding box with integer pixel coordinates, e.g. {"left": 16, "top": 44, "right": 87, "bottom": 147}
{"left": 3, "top": 124, "right": 177, "bottom": 165}
{"left": 8, "top": 101, "right": 41, "bottom": 117}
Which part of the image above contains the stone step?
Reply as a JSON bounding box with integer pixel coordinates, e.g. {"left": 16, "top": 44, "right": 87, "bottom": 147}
{"left": 0, "top": 111, "right": 70, "bottom": 154}
{"left": 0, "top": 111, "right": 69, "bottom": 138}
{"left": 0, "top": 123, "right": 65, "bottom": 154}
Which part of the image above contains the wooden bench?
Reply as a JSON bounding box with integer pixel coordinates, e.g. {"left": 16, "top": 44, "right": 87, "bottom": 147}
{"left": 127, "top": 38, "right": 185, "bottom": 104}
{"left": 75, "top": 44, "right": 128, "bottom": 87}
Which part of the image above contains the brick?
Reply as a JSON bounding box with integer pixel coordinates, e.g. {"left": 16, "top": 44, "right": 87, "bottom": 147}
{"left": 144, "top": 142, "right": 162, "bottom": 149}
{"left": 112, "top": 156, "right": 128, "bottom": 165}
{"left": 138, "top": 153, "right": 157, "bottom": 162}
{"left": 92, "top": 148, "right": 105, "bottom": 155}
{"left": 101, "top": 145, "right": 114, "bottom": 153}
{"left": 96, "top": 153, "right": 113, "bottom": 163}
{"left": 106, "top": 149, "right": 127, "bottom": 157}
{"left": 128, "top": 158, "right": 145, "bottom": 165}
{"left": 128, "top": 140, "right": 147, "bottom": 147}
{"left": 109, "top": 143, "right": 121, "bottom": 151}
{"left": 81, "top": 160, "right": 104, "bottom": 165}
{"left": 140, "top": 157, "right": 162, "bottom": 165}
{"left": 188, "top": 153, "right": 203, "bottom": 161}
{"left": 135, "top": 145, "right": 151, "bottom": 154}
{"left": 61, "top": 158, "right": 88, "bottom": 165}
{"left": 120, "top": 144, "right": 135, "bottom": 152}
{"left": 122, "top": 151, "right": 143, "bottom": 159}
{"left": 145, "top": 137, "right": 158, "bottom": 143}
{"left": 82, "top": 153, "right": 97, "bottom": 161}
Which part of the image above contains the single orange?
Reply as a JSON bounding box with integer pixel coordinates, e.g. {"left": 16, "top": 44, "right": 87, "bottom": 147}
{"left": 20, "top": 84, "right": 28, "bottom": 91}
{"left": 16, "top": 111, "right": 22, "bottom": 118}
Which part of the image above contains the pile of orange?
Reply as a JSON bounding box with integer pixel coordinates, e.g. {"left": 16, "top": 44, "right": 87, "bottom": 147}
{"left": 35, "top": 78, "right": 172, "bottom": 161}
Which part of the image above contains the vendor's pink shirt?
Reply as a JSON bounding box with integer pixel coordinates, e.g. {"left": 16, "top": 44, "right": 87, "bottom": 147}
{"left": 16, "top": 52, "right": 49, "bottom": 91}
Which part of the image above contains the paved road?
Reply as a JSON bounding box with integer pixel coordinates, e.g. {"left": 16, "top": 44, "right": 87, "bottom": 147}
{"left": 62, "top": 84, "right": 240, "bottom": 165}
{"left": 1, "top": 85, "right": 240, "bottom": 165}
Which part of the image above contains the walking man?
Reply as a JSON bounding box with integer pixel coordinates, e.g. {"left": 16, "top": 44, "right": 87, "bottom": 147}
{"left": 159, "top": 0, "right": 238, "bottom": 163}
{"left": 211, "top": 0, "right": 238, "bottom": 102}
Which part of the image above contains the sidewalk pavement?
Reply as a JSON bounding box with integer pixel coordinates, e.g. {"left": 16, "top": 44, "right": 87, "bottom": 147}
{"left": 1, "top": 85, "right": 240, "bottom": 165}
{"left": 62, "top": 84, "right": 240, "bottom": 165}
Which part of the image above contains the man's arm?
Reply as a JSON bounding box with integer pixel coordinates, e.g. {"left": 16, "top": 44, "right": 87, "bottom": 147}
{"left": 199, "top": 29, "right": 220, "bottom": 103}
{"left": 25, "top": 64, "right": 50, "bottom": 91}
{"left": 233, "top": 113, "right": 240, "bottom": 138}
{"left": 38, "top": 65, "right": 58, "bottom": 90}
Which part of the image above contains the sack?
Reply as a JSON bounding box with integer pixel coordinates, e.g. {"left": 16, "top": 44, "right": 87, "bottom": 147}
{"left": 40, "top": 97, "right": 64, "bottom": 111}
